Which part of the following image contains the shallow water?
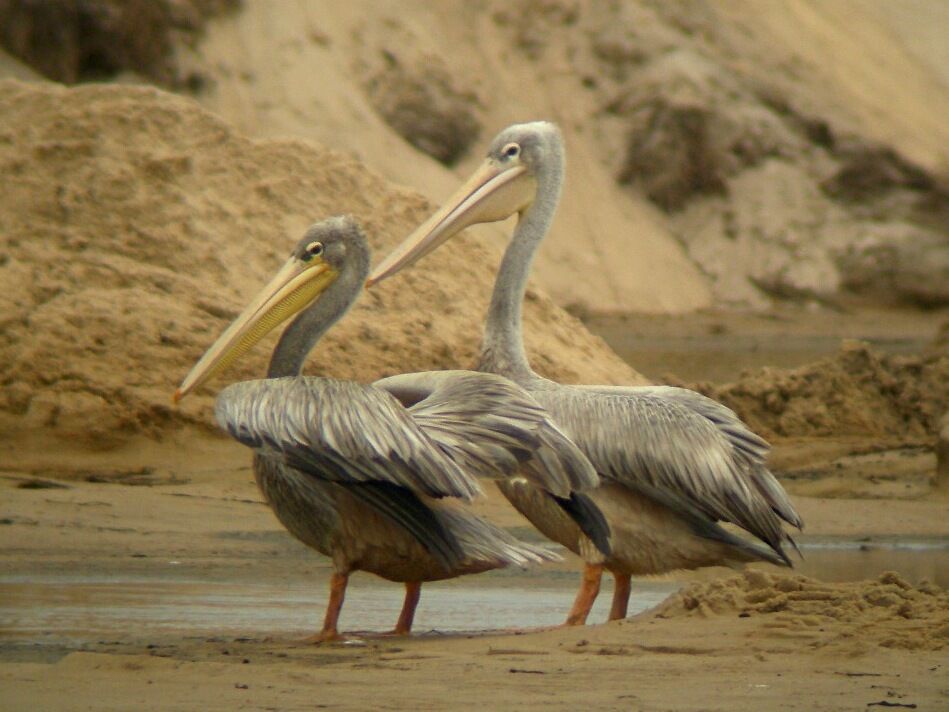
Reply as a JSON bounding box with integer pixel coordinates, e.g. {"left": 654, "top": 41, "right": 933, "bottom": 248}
{"left": 1, "top": 538, "right": 944, "bottom": 647}
{"left": 590, "top": 330, "right": 929, "bottom": 384}
{"left": 584, "top": 311, "right": 938, "bottom": 383}
{"left": 0, "top": 571, "right": 674, "bottom": 644}
{"left": 793, "top": 536, "right": 948, "bottom": 587}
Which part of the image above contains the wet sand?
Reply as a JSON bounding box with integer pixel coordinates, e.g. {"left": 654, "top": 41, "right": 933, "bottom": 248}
{"left": 3, "top": 540, "right": 945, "bottom": 654}
{"left": 2, "top": 421, "right": 947, "bottom": 710}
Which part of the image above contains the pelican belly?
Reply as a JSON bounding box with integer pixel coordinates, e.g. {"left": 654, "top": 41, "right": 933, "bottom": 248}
{"left": 253, "top": 454, "right": 340, "bottom": 555}
{"left": 589, "top": 483, "right": 758, "bottom": 576}
{"left": 496, "top": 480, "right": 606, "bottom": 564}
{"left": 254, "top": 455, "right": 523, "bottom": 582}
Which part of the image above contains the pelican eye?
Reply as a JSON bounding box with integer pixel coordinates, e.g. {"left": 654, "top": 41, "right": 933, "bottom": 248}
{"left": 302, "top": 241, "right": 324, "bottom": 261}
{"left": 502, "top": 143, "right": 520, "bottom": 159}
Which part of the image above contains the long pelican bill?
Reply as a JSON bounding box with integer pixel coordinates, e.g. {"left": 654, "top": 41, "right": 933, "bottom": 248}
{"left": 174, "top": 256, "right": 338, "bottom": 402}
{"left": 366, "top": 159, "right": 536, "bottom": 287}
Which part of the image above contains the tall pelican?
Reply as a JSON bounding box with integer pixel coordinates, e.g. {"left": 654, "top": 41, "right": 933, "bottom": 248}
{"left": 368, "top": 123, "right": 803, "bottom": 625}
{"left": 175, "top": 215, "right": 602, "bottom": 641}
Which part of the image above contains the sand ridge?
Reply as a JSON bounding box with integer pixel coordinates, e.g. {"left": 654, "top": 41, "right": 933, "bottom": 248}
{"left": 655, "top": 570, "right": 948, "bottom": 653}
{"left": 683, "top": 341, "right": 949, "bottom": 441}
{"left": 175, "top": 0, "right": 949, "bottom": 311}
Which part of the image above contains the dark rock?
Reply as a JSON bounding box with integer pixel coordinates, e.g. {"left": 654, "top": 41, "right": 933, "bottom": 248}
{"left": 835, "top": 224, "right": 949, "bottom": 308}
{"left": 363, "top": 51, "right": 481, "bottom": 166}
{"left": 0, "top": 0, "right": 238, "bottom": 87}
{"left": 618, "top": 100, "right": 727, "bottom": 211}
{"left": 823, "top": 141, "right": 935, "bottom": 202}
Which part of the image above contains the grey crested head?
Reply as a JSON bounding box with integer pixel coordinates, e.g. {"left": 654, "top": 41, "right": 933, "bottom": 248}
{"left": 174, "top": 214, "right": 375, "bottom": 398}
{"left": 485, "top": 121, "right": 565, "bottom": 180}
{"left": 290, "top": 214, "right": 370, "bottom": 285}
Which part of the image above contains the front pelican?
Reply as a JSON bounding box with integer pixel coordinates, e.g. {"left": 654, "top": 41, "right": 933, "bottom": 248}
{"left": 176, "top": 215, "right": 602, "bottom": 641}
{"left": 369, "top": 123, "right": 803, "bottom": 626}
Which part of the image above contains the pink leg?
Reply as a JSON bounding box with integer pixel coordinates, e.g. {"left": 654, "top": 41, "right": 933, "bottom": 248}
{"left": 609, "top": 572, "right": 631, "bottom": 621}
{"left": 564, "top": 563, "right": 603, "bottom": 626}
{"left": 390, "top": 581, "right": 422, "bottom": 635}
{"left": 301, "top": 571, "right": 348, "bottom": 643}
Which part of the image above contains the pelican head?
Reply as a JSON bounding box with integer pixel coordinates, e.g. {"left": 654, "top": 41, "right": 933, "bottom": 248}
{"left": 175, "top": 216, "right": 367, "bottom": 402}
{"left": 367, "top": 121, "right": 563, "bottom": 286}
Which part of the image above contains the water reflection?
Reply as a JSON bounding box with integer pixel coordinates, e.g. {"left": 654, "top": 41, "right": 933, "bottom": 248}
{"left": 796, "top": 537, "right": 947, "bottom": 587}
{"left": 0, "top": 574, "right": 672, "bottom": 642}
{"left": 1, "top": 538, "right": 943, "bottom": 645}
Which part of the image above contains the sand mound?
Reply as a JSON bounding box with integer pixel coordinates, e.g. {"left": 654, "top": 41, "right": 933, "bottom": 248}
{"left": 5, "top": 2, "right": 947, "bottom": 311}
{"left": 683, "top": 341, "right": 948, "bottom": 441}
{"left": 158, "top": 1, "right": 717, "bottom": 315}
{"left": 596, "top": 2, "right": 949, "bottom": 308}
{"left": 654, "top": 570, "right": 948, "bottom": 651}
{"left": 181, "top": 1, "right": 949, "bottom": 310}
{"left": 0, "top": 79, "right": 640, "bottom": 463}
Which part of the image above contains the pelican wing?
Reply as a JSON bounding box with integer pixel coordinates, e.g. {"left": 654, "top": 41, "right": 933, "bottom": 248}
{"left": 216, "top": 376, "right": 482, "bottom": 501}
{"left": 577, "top": 384, "right": 801, "bottom": 530}
{"left": 253, "top": 454, "right": 465, "bottom": 569}
{"left": 576, "top": 386, "right": 804, "bottom": 529}
{"left": 613, "top": 386, "right": 770, "bottom": 464}
{"left": 634, "top": 385, "right": 801, "bottom": 528}
{"left": 532, "top": 382, "right": 798, "bottom": 561}
{"left": 375, "top": 370, "right": 599, "bottom": 498}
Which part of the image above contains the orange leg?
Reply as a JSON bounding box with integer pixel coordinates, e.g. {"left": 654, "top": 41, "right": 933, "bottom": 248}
{"left": 609, "top": 572, "right": 631, "bottom": 621}
{"left": 389, "top": 581, "right": 422, "bottom": 636}
{"left": 301, "top": 571, "right": 348, "bottom": 644}
{"left": 564, "top": 563, "right": 603, "bottom": 626}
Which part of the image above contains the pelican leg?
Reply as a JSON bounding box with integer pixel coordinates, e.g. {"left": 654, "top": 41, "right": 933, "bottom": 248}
{"left": 301, "top": 571, "right": 348, "bottom": 643}
{"left": 564, "top": 563, "right": 603, "bottom": 626}
{"left": 389, "top": 581, "right": 422, "bottom": 635}
{"left": 609, "top": 572, "right": 631, "bottom": 621}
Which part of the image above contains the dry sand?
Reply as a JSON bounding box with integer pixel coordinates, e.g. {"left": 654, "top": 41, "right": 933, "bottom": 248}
{"left": 3, "top": 2, "right": 947, "bottom": 315}
{"left": 1, "top": 4, "right": 948, "bottom": 710}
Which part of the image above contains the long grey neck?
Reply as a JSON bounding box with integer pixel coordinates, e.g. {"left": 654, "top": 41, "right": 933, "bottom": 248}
{"left": 267, "top": 252, "right": 369, "bottom": 379}
{"left": 478, "top": 142, "right": 564, "bottom": 383}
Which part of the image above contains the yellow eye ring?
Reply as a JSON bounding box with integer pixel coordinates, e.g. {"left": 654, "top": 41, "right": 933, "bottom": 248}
{"left": 303, "top": 241, "right": 324, "bottom": 261}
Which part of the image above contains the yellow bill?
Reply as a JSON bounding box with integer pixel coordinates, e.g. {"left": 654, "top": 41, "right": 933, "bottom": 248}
{"left": 174, "top": 255, "right": 337, "bottom": 402}
{"left": 367, "top": 159, "right": 536, "bottom": 287}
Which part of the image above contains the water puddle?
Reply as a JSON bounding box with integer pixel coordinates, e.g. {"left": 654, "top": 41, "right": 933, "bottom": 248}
{"left": 0, "top": 571, "right": 672, "bottom": 644}
{"left": 793, "top": 536, "right": 947, "bottom": 587}
{"left": 585, "top": 313, "right": 936, "bottom": 383}
{"left": 1, "top": 538, "right": 944, "bottom": 648}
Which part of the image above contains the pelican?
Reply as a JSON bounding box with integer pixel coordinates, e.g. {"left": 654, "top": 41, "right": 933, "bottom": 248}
{"left": 175, "top": 215, "right": 603, "bottom": 641}
{"left": 368, "top": 122, "right": 803, "bottom": 625}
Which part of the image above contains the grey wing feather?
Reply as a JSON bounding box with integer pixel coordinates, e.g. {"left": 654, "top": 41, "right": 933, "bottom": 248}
{"left": 574, "top": 384, "right": 802, "bottom": 530}
{"left": 638, "top": 386, "right": 800, "bottom": 528}
{"left": 632, "top": 386, "right": 771, "bottom": 465}
{"left": 216, "top": 377, "right": 482, "bottom": 501}
{"left": 434, "top": 506, "right": 561, "bottom": 567}
{"left": 254, "top": 454, "right": 465, "bottom": 570}
{"left": 535, "top": 383, "right": 798, "bottom": 560}
{"left": 551, "top": 491, "right": 612, "bottom": 557}
{"left": 375, "top": 371, "right": 599, "bottom": 497}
